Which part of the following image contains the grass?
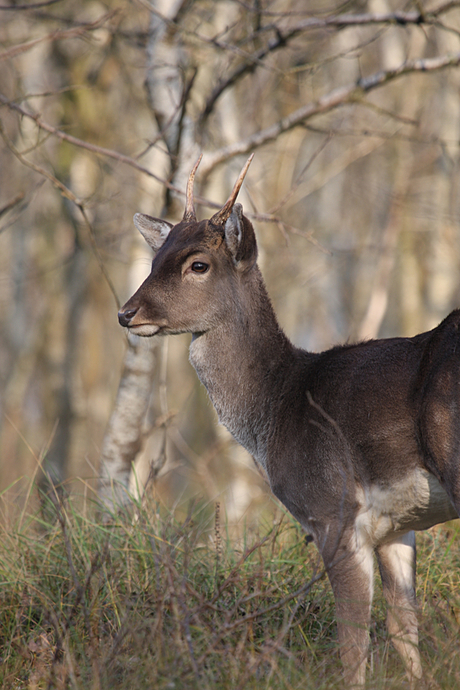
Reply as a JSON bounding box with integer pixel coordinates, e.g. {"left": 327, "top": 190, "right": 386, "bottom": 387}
{"left": 1, "top": 487, "right": 460, "bottom": 690}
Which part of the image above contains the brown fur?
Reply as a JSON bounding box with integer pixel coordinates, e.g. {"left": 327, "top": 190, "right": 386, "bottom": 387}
{"left": 119, "top": 187, "right": 460, "bottom": 687}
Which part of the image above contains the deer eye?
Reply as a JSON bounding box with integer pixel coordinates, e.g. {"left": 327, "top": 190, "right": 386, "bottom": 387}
{"left": 191, "top": 261, "right": 209, "bottom": 274}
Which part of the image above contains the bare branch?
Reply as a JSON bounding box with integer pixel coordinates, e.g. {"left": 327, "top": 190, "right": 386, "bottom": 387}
{"left": 0, "top": 10, "right": 119, "bottom": 61}
{"left": 233, "top": 1, "right": 460, "bottom": 21}
{"left": 0, "top": 118, "right": 120, "bottom": 306}
{"left": 153, "top": 1, "right": 460, "bottom": 123}
{"left": 78, "top": 206, "right": 121, "bottom": 310}
{"left": 0, "top": 192, "right": 25, "bottom": 218}
{"left": 0, "top": 94, "right": 170, "bottom": 188}
{"left": 290, "top": 2, "right": 460, "bottom": 30}
{"left": 268, "top": 135, "right": 331, "bottom": 215}
{"left": 0, "top": 94, "right": 213, "bottom": 212}
{"left": 201, "top": 49, "right": 460, "bottom": 176}
{"left": 134, "top": 0, "right": 281, "bottom": 72}
{"left": 0, "top": 100, "right": 332, "bottom": 246}
{"left": 0, "top": 116, "right": 81, "bottom": 202}
{"left": 0, "top": 0, "right": 63, "bottom": 9}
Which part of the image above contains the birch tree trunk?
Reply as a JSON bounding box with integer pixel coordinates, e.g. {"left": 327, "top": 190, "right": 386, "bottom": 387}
{"left": 98, "top": 0, "right": 196, "bottom": 514}
{"left": 98, "top": 335, "right": 156, "bottom": 512}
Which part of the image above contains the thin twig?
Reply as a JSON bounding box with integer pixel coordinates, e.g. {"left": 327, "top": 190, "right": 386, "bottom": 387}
{"left": 0, "top": 118, "right": 120, "bottom": 306}
{"left": 78, "top": 205, "right": 121, "bottom": 309}
{"left": 0, "top": 0, "right": 63, "bottom": 9}
{"left": 0, "top": 94, "right": 169, "bottom": 187}
{"left": 140, "top": 0, "right": 460, "bottom": 123}
{"left": 0, "top": 192, "right": 25, "bottom": 218}
{"left": 200, "top": 50, "right": 460, "bottom": 175}
{"left": 0, "top": 11, "right": 119, "bottom": 61}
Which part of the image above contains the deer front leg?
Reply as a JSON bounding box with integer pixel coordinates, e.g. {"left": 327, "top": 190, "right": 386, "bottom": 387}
{"left": 323, "top": 530, "right": 374, "bottom": 687}
{"left": 376, "top": 531, "right": 423, "bottom": 687}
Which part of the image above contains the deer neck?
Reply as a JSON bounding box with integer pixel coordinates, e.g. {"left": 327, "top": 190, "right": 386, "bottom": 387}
{"left": 189, "top": 267, "right": 294, "bottom": 469}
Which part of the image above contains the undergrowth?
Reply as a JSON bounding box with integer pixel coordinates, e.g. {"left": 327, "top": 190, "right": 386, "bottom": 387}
{"left": 1, "top": 487, "right": 460, "bottom": 689}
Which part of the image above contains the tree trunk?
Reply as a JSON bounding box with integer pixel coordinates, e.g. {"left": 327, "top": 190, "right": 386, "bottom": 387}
{"left": 98, "top": 335, "right": 156, "bottom": 514}
{"left": 98, "top": 0, "right": 196, "bottom": 514}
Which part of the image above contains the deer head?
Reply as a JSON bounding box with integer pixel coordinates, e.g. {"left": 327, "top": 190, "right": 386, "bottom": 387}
{"left": 118, "top": 154, "right": 256, "bottom": 337}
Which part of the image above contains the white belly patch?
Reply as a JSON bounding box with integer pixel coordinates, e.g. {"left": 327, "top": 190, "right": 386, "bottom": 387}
{"left": 355, "top": 468, "right": 458, "bottom": 546}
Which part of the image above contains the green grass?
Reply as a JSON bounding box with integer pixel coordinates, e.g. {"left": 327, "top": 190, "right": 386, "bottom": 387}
{"left": 1, "top": 488, "right": 460, "bottom": 689}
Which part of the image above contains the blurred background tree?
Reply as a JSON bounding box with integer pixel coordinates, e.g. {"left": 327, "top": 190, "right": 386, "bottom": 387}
{"left": 2, "top": 0, "right": 460, "bottom": 522}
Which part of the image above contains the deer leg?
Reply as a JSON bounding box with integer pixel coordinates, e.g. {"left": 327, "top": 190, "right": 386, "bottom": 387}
{"left": 323, "top": 531, "right": 374, "bottom": 687}
{"left": 376, "top": 531, "right": 422, "bottom": 686}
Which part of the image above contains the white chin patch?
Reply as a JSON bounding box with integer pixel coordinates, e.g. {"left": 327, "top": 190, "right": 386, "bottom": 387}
{"left": 129, "top": 324, "right": 161, "bottom": 337}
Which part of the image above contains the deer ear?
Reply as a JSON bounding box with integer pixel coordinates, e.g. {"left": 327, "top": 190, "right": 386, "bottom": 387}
{"left": 224, "top": 204, "right": 258, "bottom": 271}
{"left": 133, "top": 213, "right": 173, "bottom": 253}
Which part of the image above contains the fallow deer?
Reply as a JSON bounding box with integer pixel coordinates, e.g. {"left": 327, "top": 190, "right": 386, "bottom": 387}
{"left": 118, "top": 155, "right": 460, "bottom": 687}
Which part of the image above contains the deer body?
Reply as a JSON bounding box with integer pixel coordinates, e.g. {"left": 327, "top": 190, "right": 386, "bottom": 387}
{"left": 118, "top": 159, "right": 460, "bottom": 686}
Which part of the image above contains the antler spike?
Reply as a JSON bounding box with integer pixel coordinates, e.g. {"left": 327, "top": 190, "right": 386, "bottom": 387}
{"left": 211, "top": 153, "right": 254, "bottom": 225}
{"left": 183, "top": 154, "right": 203, "bottom": 222}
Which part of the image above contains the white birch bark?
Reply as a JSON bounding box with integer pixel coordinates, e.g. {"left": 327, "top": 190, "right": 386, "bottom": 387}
{"left": 98, "top": 0, "right": 195, "bottom": 514}
{"left": 98, "top": 335, "right": 156, "bottom": 513}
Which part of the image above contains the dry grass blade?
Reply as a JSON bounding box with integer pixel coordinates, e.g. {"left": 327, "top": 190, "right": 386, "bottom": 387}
{"left": 2, "top": 485, "right": 460, "bottom": 689}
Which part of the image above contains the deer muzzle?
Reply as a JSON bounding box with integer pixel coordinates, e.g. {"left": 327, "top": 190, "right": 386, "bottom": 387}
{"left": 118, "top": 307, "right": 138, "bottom": 327}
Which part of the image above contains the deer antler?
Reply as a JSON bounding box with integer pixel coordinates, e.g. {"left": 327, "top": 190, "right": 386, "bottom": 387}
{"left": 183, "top": 154, "right": 203, "bottom": 222}
{"left": 211, "top": 153, "right": 254, "bottom": 225}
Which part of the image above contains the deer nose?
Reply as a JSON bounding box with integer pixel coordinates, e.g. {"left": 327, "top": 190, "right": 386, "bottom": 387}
{"left": 118, "top": 307, "right": 138, "bottom": 327}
